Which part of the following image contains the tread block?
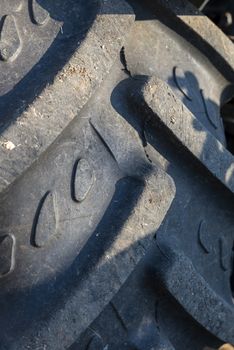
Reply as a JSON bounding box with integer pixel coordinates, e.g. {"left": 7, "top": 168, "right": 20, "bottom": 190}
{"left": 0, "top": 101, "right": 175, "bottom": 348}
{"left": 0, "top": 0, "right": 134, "bottom": 194}
{"left": 153, "top": 239, "right": 234, "bottom": 343}
{"left": 131, "top": 76, "right": 234, "bottom": 194}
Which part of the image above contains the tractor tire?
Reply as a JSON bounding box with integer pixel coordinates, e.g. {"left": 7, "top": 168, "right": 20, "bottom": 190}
{"left": 0, "top": 0, "right": 233, "bottom": 349}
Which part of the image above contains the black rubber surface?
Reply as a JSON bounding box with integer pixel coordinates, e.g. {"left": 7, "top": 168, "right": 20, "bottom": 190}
{"left": 0, "top": 0, "right": 233, "bottom": 349}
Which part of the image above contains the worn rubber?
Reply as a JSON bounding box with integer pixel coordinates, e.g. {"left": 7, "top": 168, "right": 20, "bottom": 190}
{"left": 0, "top": 0, "right": 233, "bottom": 349}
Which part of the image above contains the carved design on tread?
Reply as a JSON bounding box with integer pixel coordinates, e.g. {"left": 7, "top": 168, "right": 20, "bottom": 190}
{"left": 0, "top": 234, "right": 16, "bottom": 277}
{"left": 89, "top": 120, "right": 117, "bottom": 162}
{"left": 86, "top": 335, "right": 105, "bottom": 350}
{"left": 173, "top": 66, "right": 192, "bottom": 101}
{"left": 71, "top": 159, "right": 94, "bottom": 203}
{"left": 0, "top": 15, "right": 21, "bottom": 62}
{"left": 219, "top": 237, "right": 230, "bottom": 271}
{"left": 198, "top": 220, "right": 211, "bottom": 254}
{"left": 31, "top": 191, "right": 57, "bottom": 248}
{"left": 200, "top": 89, "right": 218, "bottom": 130}
{"left": 30, "top": 0, "right": 50, "bottom": 26}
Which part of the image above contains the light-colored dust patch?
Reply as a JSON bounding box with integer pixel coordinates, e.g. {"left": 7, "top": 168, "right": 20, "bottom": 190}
{"left": 2, "top": 140, "right": 16, "bottom": 150}
{"left": 204, "top": 344, "right": 234, "bottom": 350}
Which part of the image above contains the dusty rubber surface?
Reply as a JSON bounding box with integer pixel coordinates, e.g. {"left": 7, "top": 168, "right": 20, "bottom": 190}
{"left": 0, "top": 0, "right": 233, "bottom": 349}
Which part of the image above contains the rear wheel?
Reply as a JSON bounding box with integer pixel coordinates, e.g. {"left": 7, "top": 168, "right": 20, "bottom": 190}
{"left": 0, "top": 0, "right": 233, "bottom": 349}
